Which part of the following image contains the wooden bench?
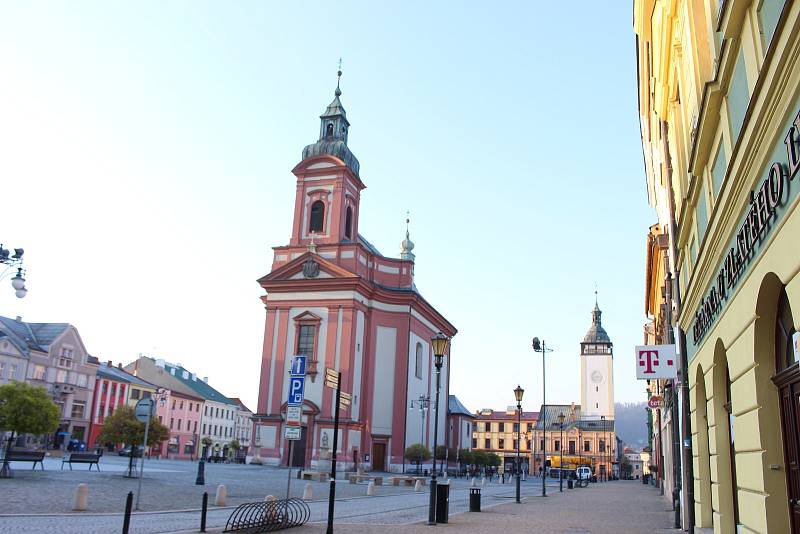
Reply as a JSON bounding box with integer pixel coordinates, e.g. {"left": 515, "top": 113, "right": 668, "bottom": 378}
{"left": 348, "top": 474, "right": 383, "bottom": 485}
{"left": 389, "top": 476, "right": 419, "bottom": 486}
{"left": 61, "top": 453, "right": 102, "bottom": 471}
{"left": 300, "top": 470, "right": 329, "bottom": 482}
{"left": 2, "top": 451, "right": 45, "bottom": 470}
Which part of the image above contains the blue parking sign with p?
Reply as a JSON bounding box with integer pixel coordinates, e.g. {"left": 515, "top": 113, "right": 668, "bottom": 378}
{"left": 288, "top": 376, "right": 305, "bottom": 406}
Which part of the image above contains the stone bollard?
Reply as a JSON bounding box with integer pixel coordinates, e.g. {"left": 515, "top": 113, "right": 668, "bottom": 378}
{"left": 481, "top": 477, "right": 486, "bottom": 488}
{"left": 73, "top": 483, "right": 89, "bottom": 511}
{"left": 302, "top": 483, "right": 313, "bottom": 501}
{"left": 367, "top": 481, "right": 375, "bottom": 496}
{"left": 215, "top": 485, "right": 227, "bottom": 507}
{"left": 470, "top": 477, "right": 476, "bottom": 487}
{"left": 414, "top": 479, "right": 423, "bottom": 492}
{"left": 265, "top": 495, "right": 276, "bottom": 502}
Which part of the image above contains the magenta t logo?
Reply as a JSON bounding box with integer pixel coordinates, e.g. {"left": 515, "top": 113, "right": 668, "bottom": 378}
{"left": 638, "top": 350, "right": 659, "bottom": 374}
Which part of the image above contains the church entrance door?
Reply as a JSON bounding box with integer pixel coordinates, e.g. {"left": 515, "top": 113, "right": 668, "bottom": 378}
{"left": 290, "top": 427, "right": 307, "bottom": 468}
{"left": 372, "top": 442, "right": 386, "bottom": 472}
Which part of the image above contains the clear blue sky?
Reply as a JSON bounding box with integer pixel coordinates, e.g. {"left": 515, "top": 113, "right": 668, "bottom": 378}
{"left": 0, "top": 2, "right": 653, "bottom": 413}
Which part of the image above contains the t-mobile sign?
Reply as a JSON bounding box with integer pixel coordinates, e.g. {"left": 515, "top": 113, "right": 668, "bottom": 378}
{"left": 635, "top": 345, "right": 678, "bottom": 379}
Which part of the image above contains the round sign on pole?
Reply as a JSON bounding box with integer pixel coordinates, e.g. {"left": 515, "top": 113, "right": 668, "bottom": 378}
{"left": 647, "top": 396, "right": 663, "bottom": 409}
{"left": 135, "top": 398, "right": 155, "bottom": 423}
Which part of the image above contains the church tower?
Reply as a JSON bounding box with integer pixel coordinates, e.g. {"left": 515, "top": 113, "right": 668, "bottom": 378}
{"left": 580, "top": 299, "right": 615, "bottom": 420}
{"left": 288, "top": 69, "right": 365, "bottom": 248}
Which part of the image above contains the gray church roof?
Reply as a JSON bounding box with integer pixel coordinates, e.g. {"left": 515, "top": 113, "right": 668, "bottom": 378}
{"left": 302, "top": 139, "right": 360, "bottom": 176}
{"left": 448, "top": 395, "right": 474, "bottom": 417}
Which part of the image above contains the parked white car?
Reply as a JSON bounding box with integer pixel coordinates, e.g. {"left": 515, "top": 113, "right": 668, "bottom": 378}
{"left": 576, "top": 466, "right": 592, "bottom": 481}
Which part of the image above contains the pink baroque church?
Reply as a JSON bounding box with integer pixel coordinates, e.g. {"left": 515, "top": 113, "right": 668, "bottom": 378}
{"left": 253, "top": 72, "right": 457, "bottom": 473}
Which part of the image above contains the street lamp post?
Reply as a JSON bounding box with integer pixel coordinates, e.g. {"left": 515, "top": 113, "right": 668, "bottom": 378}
{"left": 558, "top": 413, "right": 565, "bottom": 492}
{"left": 0, "top": 244, "right": 28, "bottom": 298}
{"left": 428, "top": 332, "right": 450, "bottom": 526}
{"left": 532, "top": 337, "right": 552, "bottom": 497}
{"left": 513, "top": 385, "right": 524, "bottom": 504}
{"left": 601, "top": 415, "right": 606, "bottom": 482}
{"left": 410, "top": 395, "right": 430, "bottom": 474}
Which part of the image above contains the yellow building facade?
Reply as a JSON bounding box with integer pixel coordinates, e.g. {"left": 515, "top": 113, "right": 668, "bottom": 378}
{"left": 635, "top": 1, "right": 800, "bottom": 532}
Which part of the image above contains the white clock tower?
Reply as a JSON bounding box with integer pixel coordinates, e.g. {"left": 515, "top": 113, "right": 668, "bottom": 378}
{"left": 580, "top": 300, "right": 614, "bottom": 420}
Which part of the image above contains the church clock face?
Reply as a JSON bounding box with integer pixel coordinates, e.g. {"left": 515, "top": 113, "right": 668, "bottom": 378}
{"left": 591, "top": 370, "right": 603, "bottom": 384}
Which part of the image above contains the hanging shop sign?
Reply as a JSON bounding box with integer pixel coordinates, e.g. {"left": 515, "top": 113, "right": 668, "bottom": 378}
{"left": 691, "top": 108, "right": 800, "bottom": 349}
{"left": 635, "top": 344, "right": 678, "bottom": 379}
{"left": 647, "top": 396, "right": 664, "bottom": 409}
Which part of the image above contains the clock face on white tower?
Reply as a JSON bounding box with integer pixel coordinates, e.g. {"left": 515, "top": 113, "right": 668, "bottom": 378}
{"left": 580, "top": 302, "right": 615, "bottom": 419}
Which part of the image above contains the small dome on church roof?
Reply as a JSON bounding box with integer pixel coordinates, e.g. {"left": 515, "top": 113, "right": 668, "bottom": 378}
{"left": 583, "top": 303, "right": 611, "bottom": 344}
{"left": 302, "top": 139, "right": 360, "bottom": 176}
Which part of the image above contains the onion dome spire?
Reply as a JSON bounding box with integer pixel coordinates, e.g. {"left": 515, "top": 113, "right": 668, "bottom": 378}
{"left": 400, "top": 213, "right": 415, "bottom": 261}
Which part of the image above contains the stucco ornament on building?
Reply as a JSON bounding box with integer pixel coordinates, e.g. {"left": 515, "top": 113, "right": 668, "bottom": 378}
{"left": 302, "top": 258, "right": 320, "bottom": 278}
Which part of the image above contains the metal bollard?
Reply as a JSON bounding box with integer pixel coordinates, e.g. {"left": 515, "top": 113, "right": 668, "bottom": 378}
{"left": 122, "top": 491, "right": 133, "bottom": 534}
{"left": 200, "top": 492, "right": 208, "bottom": 532}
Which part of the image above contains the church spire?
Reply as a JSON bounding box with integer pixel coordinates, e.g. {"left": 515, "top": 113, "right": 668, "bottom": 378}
{"left": 301, "top": 62, "right": 360, "bottom": 176}
{"left": 400, "top": 212, "right": 415, "bottom": 261}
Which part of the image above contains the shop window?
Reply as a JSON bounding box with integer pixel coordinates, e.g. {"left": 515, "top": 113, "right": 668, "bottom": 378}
{"left": 309, "top": 201, "right": 325, "bottom": 233}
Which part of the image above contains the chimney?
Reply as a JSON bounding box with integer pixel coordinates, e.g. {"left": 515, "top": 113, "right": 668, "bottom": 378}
{"left": 155, "top": 359, "right": 165, "bottom": 368}
{"left": 15, "top": 316, "right": 22, "bottom": 323}
{"left": 117, "top": 363, "right": 122, "bottom": 369}
{"left": 203, "top": 376, "right": 208, "bottom": 383}
{"left": 107, "top": 360, "right": 113, "bottom": 367}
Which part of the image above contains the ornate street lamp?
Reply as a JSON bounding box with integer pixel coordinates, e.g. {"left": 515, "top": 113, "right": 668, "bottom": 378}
{"left": 558, "top": 413, "right": 565, "bottom": 492}
{"left": 428, "top": 332, "right": 450, "bottom": 526}
{"left": 532, "top": 337, "right": 553, "bottom": 497}
{"left": 514, "top": 385, "right": 524, "bottom": 503}
{"left": 0, "top": 245, "right": 28, "bottom": 298}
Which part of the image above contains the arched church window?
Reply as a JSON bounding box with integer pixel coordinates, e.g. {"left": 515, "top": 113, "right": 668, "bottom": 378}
{"left": 326, "top": 123, "right": 334, "bottom": 137}
{"left": 345, "top": 206, "right": 353, "bottom": 239}
{"left": 415, "top": 343, "right": 423, "bottom": 379}
{"left": 776, "top": 289, "right": 797, "bottom": 371}
{"left": 309, "top": 201, "right": 325, "bottom": 233}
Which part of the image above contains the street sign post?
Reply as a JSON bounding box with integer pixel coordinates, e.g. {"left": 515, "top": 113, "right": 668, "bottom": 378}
{"left": 285, "top": 356, "right": 307, "bottom": 501}
{"left": 324, "top": 368, "right": 349, "bottom": 534}
{"left": 133, "top": 398, "right": 154, "bottom": 510}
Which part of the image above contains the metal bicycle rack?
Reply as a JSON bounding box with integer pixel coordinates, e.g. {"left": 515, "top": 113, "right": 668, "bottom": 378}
{"left": 223, "top": 498, "right": 311, "bottom": 533}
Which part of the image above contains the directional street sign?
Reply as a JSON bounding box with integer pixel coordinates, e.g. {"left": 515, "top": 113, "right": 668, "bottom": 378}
{"left": 290, "top": 355, "right": 307, "bottom": 376}
{"left": 339, "top": 392, "right": 352, "bottom": 401}
{"left": 288, "top": 376, "right": 305, "bottom": 406}
{"left": 134, "top": 398, "right": 154, "bottom": 423}
{"left": 284, "top": 426, "right": 301, "bottom": 440}
{"left": 286, "top": 405, "right": 302, "bottom": 426}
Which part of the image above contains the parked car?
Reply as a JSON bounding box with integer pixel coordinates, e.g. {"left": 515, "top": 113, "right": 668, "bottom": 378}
{"left": 118, "top": 445, "right": 143, "bottom": 457}
{"left": 576, "top": 466, "right": 592, "bottom": 481}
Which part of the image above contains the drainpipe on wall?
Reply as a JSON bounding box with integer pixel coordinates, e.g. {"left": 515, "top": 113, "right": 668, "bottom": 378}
{"left": 661, "top": 119, "right": 694, "bottom": 531}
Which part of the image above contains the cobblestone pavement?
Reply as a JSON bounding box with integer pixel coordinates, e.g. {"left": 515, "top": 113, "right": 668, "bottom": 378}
{"left": 0, "top": 466, "right": 674, "bottom": 534}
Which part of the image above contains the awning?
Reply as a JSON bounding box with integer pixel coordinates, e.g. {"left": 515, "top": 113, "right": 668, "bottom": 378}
{"left": 168, "top": 438, "right": 178, "bottom": 445}
{"left": 185, "top": 441, "right": 194, "bottom": 446}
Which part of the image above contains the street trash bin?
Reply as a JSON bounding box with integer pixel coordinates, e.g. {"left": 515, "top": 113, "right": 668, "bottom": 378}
{"left": 567, "top": 479, "right": 574, "bottom": 489}
{"left": 469, "top": 488, "right": 481, "bottom": 512}
{"left": 436, "top": 483, "right": 450, "bottom": 523}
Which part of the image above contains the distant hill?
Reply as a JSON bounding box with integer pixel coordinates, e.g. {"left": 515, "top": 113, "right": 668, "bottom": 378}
{"left": 614, "top": 402, "right": 648, "bottom": 448}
